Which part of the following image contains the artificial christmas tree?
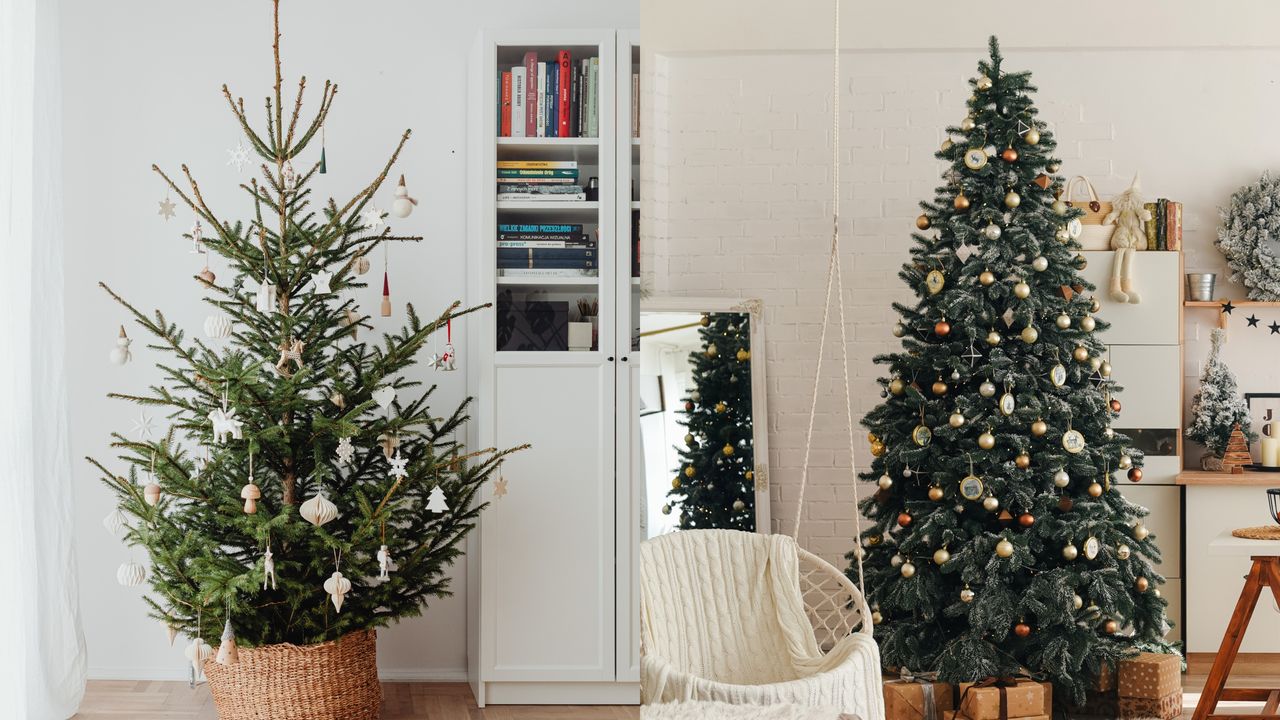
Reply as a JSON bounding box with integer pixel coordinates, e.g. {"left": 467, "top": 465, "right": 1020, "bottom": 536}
{"left": 667, "top": 312, "right": 755, "bottom": 531}
{"left": 1186, "top": 327, "right": 1254, "bottom": 468}
{"left": 90, "top": 3, "right": 524, "bottom": 715}
{"left": 846, "top": 38, "right": 1173, "bottom": 704}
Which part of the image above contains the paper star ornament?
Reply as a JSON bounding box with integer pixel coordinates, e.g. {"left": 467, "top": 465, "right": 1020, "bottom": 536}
{"left": 387, "top": 452, "right": 409, "bottom": 478}
{"left": 335, "top": 436, "right": 355, "bottom": 465}
{"left": 226, "top": 141, "right": 250, "bottom": 172}
{"left": 131, "top": 412, "right": 157, "bottom": 440}
{"left": 158, "top": 195, "right": 177, "bottom": 220}
{"left": 362, "top": 207, "right": 386, "bottom": 230}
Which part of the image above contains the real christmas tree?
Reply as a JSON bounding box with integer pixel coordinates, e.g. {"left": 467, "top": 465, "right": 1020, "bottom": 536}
{"left": 1186, "top": 327, "right": 1254, "bottom": 461}
{"left": 667, "top": 313, "right": 755, "bottom": 531}
{"left": 92, "top": 0, "right": 524, "bottom": 651}
{"left": 846, "top": 38, "right": 1173, "bottom": 703}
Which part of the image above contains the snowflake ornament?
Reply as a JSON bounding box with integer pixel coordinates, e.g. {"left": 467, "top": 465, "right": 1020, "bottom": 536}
{"left": 226, "top": 141, "right": 250, "bottom": 173}
{"left": 493, "top": 476, "right": 508, "bottom": 499}
{"left": 335, "top": 436, "right": 355, "bottom": 465}
{"left": 387, "top": 451, "right": 409, "bottom": 479}
{"left": 131, "top": 412, "right": 158, "bottom": 440}
{"left": 362, "top": 207, "right": 386, "bottom": 230}
{"left": 158, "top": 195, "right": 177, "bottom": 220}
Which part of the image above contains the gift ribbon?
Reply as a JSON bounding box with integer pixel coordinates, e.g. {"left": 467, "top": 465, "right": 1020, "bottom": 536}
{"left": 897, "top": 669, "right": 942, "bottom": 720}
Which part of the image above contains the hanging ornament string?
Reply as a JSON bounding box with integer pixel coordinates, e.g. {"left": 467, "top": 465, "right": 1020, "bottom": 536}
{"left": 793, "top": 0, "right": 866, "bottom": 595}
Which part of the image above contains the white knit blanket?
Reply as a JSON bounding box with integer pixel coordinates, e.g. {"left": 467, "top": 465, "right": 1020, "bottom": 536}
{"left": 641, "top": 700, "right": 857, "bottom": 720}
{"left": 641, "top": 530, "right": 885, "bottom": 719}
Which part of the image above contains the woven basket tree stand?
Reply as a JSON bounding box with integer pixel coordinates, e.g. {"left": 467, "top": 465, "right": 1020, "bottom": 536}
{"left": 204, "top": 629, "right": 381, "bottom": 720}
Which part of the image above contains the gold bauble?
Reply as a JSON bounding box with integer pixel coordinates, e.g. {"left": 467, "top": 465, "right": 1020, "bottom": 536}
{"left": 1020, "top": 326, "right": 1039, "bottom": 344}
{"left": 1062, "top": 543, "right": 1079, "bottom": 560}
{"left": 1091, "top": 297, "right": 1102, "bottom": 313}
{"left": 684, "top": 433, "right": 695, "bottom": 445}
{"left": 732, "top": 499, "right": 746, "bottom": 511}
{"left": 1047, "top": 162, "right": 1062, "bottom": 173}
{"left": 1004, "top": 191, "right": 1021, "bottom": 208}
{"left": 975, "top": 75, "right": 993, "bottom": 90}
{"left": 916, "top": 214, "right": 932, "bottom": 230}
{"left": 1013, "top": 281, "right": 1031, "bottom": 299}
{"left": 1073, "top": 345, "right": 1090, "bottom": 362}
{"left": 1072, "top": 593, "right": 1084, "bottom": 609}
{"left": 889, "top": 378, "right": 905, "bottom": 395}
{"left": 892, "top": 322, "right": 906, "bottom": 338}
{"left": 1090, "top": 356, "right": 1103, "bottom": 372}
{"left": 715, "top": 402, "right": 727, "bottom": 414}
{"left": 1055, "top": 313, "right": 1072, "bottom": 329}
{"left": 995, "top": 539, "right": 1014, "bottom": 558}
{"left": 928, "top": 485, "right": 945, "bottom": 501}
{"left": 705, "top": 344, "right": 718, "bottom": 358}
{"left": 699, "top": 315, "right": 710, "bottom": 327}
{"left": 1135, "top": 577, "right": 1149, "bottom": 592}
{"left": 1087, "top": 482, "right": 1103, "bottom": 497}
{"left": 979, "top": 270, "right": 996, "bottom": 286}
{"left": 1103, "top": 619, "right": 1119, "bottom": 634}
{"left": 960, "top": 116, "right": 976, "bottom": 132}
{"left": 1100, "top": 359, "right": 1111, "bottom": 376}
{"left": 736, "top": 348, "right": 750, "bottom": 362}
{"left": 941, "top": 139, "right": 953, "bottom": 152}
{"left": 867, "top": 432, "right": 879, "bottom": 444}
{"left": 932, "top": 380, "right": 948, "bottom": 396}
{"left": 986, "top": 330, "right": 1002, "bottom": 346}
{"left": 684, "top": 466, "right": 696, "bottom": 478}
{"left": 722, "top": 444, "right": 735, "bottom": 456}
{"left": 870, "top": 440, "right": 886, "bottom": 457}
{"left": 1081, "top": 316, "right": 1097, "bottom": 332}
{"left": 745, "top": 470, "right": 754, "bottom": 482}
{"left": 1024, "top": 127, "right": 1041, "bottom": 145}
{"left": 978, "top": 431, "right": 995, "bottom": 450}
{"left": 877, "top": 474, "right": 893, "bottom": 490}
{"left": 1031, "top": 419, "right": 1047, "bottom": 436}
{"left": 672, "top": 477, "right": 682, "bottom": 489}
{"left": 1117, "top": 544, "right": 1132, "bottom": 560}
{"left": 949, "top": 412, "right": 966, "bottom": 428}
{"left": 933, "top": 548, "right": 951, "bottom": 565}
{"left": 1053, "top": 199, "right": 1068, "bottom": 215}
{"left": 954, "top": 192, "right": 971, "bottom": 211}
{"left": 900, "top": 562, "right": 916, "bottom": 578}
{"left": 1119, "top": 454, "right": 1132, "bottom": 469}
{"left": 1076, "top": 254, "right": 1088, "bottom": 270}
{"left": 983, "top": 496, "right": 1000, "bottom": 511}
{"left": 1134, "top": 522, "right": 1149, "bottom": 540}
{"left": 1015, "top": 453, "right": 1031, "bottom": 469}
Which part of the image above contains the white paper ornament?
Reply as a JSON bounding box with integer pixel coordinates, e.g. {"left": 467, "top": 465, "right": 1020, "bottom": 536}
{"left": 109, "top": 326, "right": 133, "bottom": 365}
{"left": 426, "top": 485, "right": 449, "bottom": 513}
{"left": 103, "top": 508, "right": 128, "bottom": 537}
{"left": 387, "top": 451, "right": 409, "bottom": 479}
{"left": 391, "top": 175, "right": 418, "bottom": 218}
{"left": 335, "top": 436, "right": 355, "bottom": 465}
{"left": 131, "top": 412, "right": 157, "bottom": 440}
{"left": 299, "top": 492, "right": 339, "bottom": 527}
{"left": 215, "top": 619, "right": 239, "bottom": 665}
{"left": 167, "top": 624, "right": 179, "bottom": 646}
{"left": 117, "top": 560, "right": 147, "bottom": 587}
{"left": 377, "top": 544, "right": 392, "bottom": 580}
{"left": 373, "top": 386, "right": 396, "bottom": 409}
{"left": 324, "top": 571, "right": 352, "bottom": 612}
{"left": 255, "top": 277, "right": 277, "bottom": 314}
{"left": 184, "top": 638, "right": 213, "bottom": 679}
{"left": 226, "top": 140, "right": 250, "bottom": 172}
{"left": 204, "top": 314, "right": 234, "bottom": 340}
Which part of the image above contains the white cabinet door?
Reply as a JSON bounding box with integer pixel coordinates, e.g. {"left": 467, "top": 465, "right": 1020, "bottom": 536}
{"left": 1115, "top": 484, "right": 1181, "bottom": 575}
{"left": 1107, "top": 345, "right": 1181, "bottom": 430}
{"left": 1079, "top": 251, "right": 1181, "bottom": 345}
{"left": 1162, "top": 578, "right": 1183, "bottom": 644}
{"left": 488, "top": 362, "right": 616, "bottom": 680}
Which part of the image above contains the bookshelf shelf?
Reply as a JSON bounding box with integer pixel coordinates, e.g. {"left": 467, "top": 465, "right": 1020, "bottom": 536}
{"left": 496, "top": 276, "right": 598, "bottom": 287}
{"left": 496, "top": 136, "right": 599, "bottom": 147}
{"left": 495, "top": 200, "right": 599, "bottom": 212}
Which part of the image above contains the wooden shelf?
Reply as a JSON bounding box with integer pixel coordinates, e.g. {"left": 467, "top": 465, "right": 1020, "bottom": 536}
{"left": 1177, "top": 469, "right": 1280, "bottom": 486}
{"left": 1185, "top": 300, "right": 1280, "bottom": 308}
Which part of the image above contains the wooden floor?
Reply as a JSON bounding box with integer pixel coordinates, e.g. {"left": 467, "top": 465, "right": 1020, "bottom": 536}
{"left": 73, "top": 654, "right": 1280, "bottom": 719}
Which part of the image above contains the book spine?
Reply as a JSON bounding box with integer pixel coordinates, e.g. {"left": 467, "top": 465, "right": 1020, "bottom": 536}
{"left": 499, "top": 223, "right": 585, "bottom": 233}
{"left": 588, "top": 58, "right": 598, "bottom": 137}
{"left": 536, "top": 62, "right": 546, "bottom": 138}
{"left": 569, "top": 59, "right": 581, "bottom": 138}
{"left": 1166, "top": 200, "right": 1180, "bottom": 251}
{"left": 497, "top": 183, "right": 584, "bottom": 193}
{"left": 1156, "top": 198, "right": 1167, "bottom": 250}
{"left": 522, "top": 52, "right": 537, "bottom": 137}
{"left": 1170, "top": 201, "right": 1182, "bottom": 251}
{"left": 632, "top": 209, "right": 640, "bottom": 277}
{"left": 578, "top": 60, "right": 587, "bottom": 137}
{"left": 497, "top": 258, "right": 597, "bottom": 270}
{"left": 496, "top": 177, "right": 578, "bottom": 185}
{"left": 496, "top": 193, "right": 586, "bottom": 202}
{"left": 510, "top": 67, "right": 526, "bottom": 138}
{"left": 496, "top": 168, "right": 579, "bottom": 178}
{"left": 632, "top": 72, "right": 640, "bottom": 138}
{"left": 548, "top": 62, "right": 558, "bottom": 138}
{"left": 1143, "top": 202, "right": 1157, "bottom": 250}
{"left": 498, "top": 268, "right": 598, "bottom": 278}
{"left": 498, "top": 248, "right": 597, "bottom": 260}
{"left": 557, "top": 50, "right": 572, "bottom": 138}
{"left": 496, "top": 160, "right": 578, "bottom": 169}
{"left": 500, "top": 72, "right": 512, "bottom": 137}
{"left": 497, "top": 238, "right": 592, "bottom": 248}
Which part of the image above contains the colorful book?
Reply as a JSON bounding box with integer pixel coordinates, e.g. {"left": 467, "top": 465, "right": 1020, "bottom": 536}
{"left": 1155, "top": 198, "right": 1167, "bottom": 250}
{"left": 498, "top": 240, "right": 593, "bottom": 249}
{"left": 496, "top": 192, "right": 587, "bottom": 202}
{"left": 496, "top": 168, "right": 579, "bottom": 178}
{"left": 547, "top": 62, "right": 558, "bottom": 137}
{"left": 1143, "top": 202, "right": 1157, "bottom": 250}
{"left": 499, "top": 223, "right": 586, "bottom": 233}
{"left": 578, "top": 59, "right": 587, "bottom": 137}
{"left": 557, "top": 50, "right": 572, "bottom": 138}
{"left": 497, "top": 268, "right": 598, "bottom": 278}
{"left": 498, "top": 260, "right": 597, "bottom": 270}
{"left": 1167, "top": 201, "right": 1182, "bottom": 251}
{"left": 496, "top": 177, "right": 578, "bottom": 185}
{"left": 499, "top": 247, "right": 597, "bottom": 261}
{"left": 535, "top": 62, "right": 547, "bottom": 138}
{"left": 522, "top": 52, "right": 537, "bottom": 137}
{"left": 497, "top": 160, "right": 578, "bottom": 169}
{"left": 587, "top": 58, "right": 599, "bottom": 137}
{"left": 497, "top": 183, "right": 584, "bottom": 194}
{"left": 569, "top": 58, "right": 581, "bottom": 137}
{"left": 500, "top": 72, "right": 512, "bottom": 137}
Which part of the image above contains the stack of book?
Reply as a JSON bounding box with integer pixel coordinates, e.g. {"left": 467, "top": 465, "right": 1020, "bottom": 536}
{"left": 497, "top": 223, "right": 598, "bottom": 279}
{"left": 1142, "top": 199, "right": 1182, "bottom": 250}
{"left": 497, "top": 160, "right": 584, "bottom": 201}
{"left": 498, "top": 50, "right": 600, "bottom": 138}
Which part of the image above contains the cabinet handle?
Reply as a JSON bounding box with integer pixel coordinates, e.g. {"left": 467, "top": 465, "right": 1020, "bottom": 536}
{"left": 607, "top": 356, "right": 615, "bottom": 362}
{"left": 621, "top": 356, "right": 629, "bottom": 362}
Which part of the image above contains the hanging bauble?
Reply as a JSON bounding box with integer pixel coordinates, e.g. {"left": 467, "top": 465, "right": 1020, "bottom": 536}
{"left": 240, "top": 483, "right": 261, "bottom": 514}
{"left": 1055, "top": 226, "right": 1071, "bottom": 242}
{"left": 983, "top": 223, "right": 1002, "bottom": 240}
{"left": 683, "top": 433, "right": 694, "bottom": 446}
{"left": 897, "top": 512, "right": 913, "bottom": 528}
{"left": 705, "top": 344, "right": 718, "bottom": 359}
{"left": 684, "top": 401, "right": 695, "bottom": 412}
{"left": 660, "top": 504, "right": 671, "bottom": 515}
{"left": 954, "top": 192, "right": 971, "bottom": 211}
{"left": 889, "top": 378, "right": 905, "bottom": 395}
{"left": 377, "top": 544, "right": 393, "bottom": 580}
{"left": 1082, "top": 316, "right": 1098, "bottom": 333}
{"left": 934, "top": 319, "right": 951, "bottom": 336}
{"left": 877, "top": 474, "right": 893, "bottom": 490}
{"left": 949, "top": 412, "right": 965, "bottom": 428}
{"left": 1055, "top": 313, "right": 1071, "bottom": 329}
{"left": 979, "top": 270, "right": 996, "bottom": 285}
{"left": 324, "top": 570, "right": 352, "bottom": 613}
{"left": 986, "top": 330, "right": 1001, "bottom": 346}
{"left": 1053, "top": 199, "right": 1069, "bottom": 215}
{"left": 1059, "top": 496, "right": 1074, "bottom": 511}
{"left": 933, "top": 547, "right": 951, "bottom": 565}
{"left": 979, "top": 380, "right": 996, "bottom": 397}
{"left": 1031, "top": 419, "right": 1047, "bottom": 437}
{"left": 1071, "top": 593, "right": 1084, "bottom": 610}
{"left": 959, "top": 116, "right": 976, "bottom": 132}
{"left": 932, "top": 379, "right": 948, "bottom": 396}
{"left": 1020, "top": 326, "right": 1039, "bottom": 344}
{"left": 941, "top": 138, "right": 954, "bottom": 152}
{"left": 995, "top": 539, "right": 1014, "bottom": 558}
{"left": 1073, "top": 345, "right": 1090, "bottom": 362}
{"left": 1015, "top": 453, "right": 1031, "bottom": 470}
{"left": 900, "top": 561, "right": 916, "bottom": 578}
{"left": 1014, "top": 622, "right": 1031, "bottom": 638}
{"left": 892, "top": 322, "right": 906, "bottom": 338}
{"left": 215, "top": 619, "right": 239, "bottom": 666}
{"left": 1087, "top": 482, "right": 1103, "bottom": 497}
{"left": 1103, "top": 619, "right": 1119, "bottom": 634}
{"left": 960, "top": 586, "right": 975, "bottom": 602}
{"left": 684, "top": 466, "right": 696, "bottom": 478}
{"left": 204, "top": 314, "right": 234, "bottom": 340}
{"left": 736, "top": 348, "right": 751, "bottom": 362}
{"left": 103, "top": 508, "right": 128, "bottom": 537}
{"left": 117, "top": 560, "right": 147, "bottom": 587}
{"left": 732, "top": 499, "right": 746, "bottom": 512}
{"left": 144, "top": 483, "right": 161, "bottom": 507}
{"left": 890, "top": 554, "right": 903, "bottom": 567}
{"left": 1053, "top": 469, "right": 1070, "bottom": 488}
{"left": 109, "top": 326, "right": 133, "bottom": 365}
{"left": 1119, "top": 454, "right": 1132, "bottom": 469}
{"left": 1001, "top": 147, "right": 1019, "bottom": 163}
{"left": 1062, "top": 543, "right": 1079, "bottom": 560}
{"left": 950, "top": 369, "right": 961, "bottom": 381}
{"left": 721, "top": 444, "right": 735, "bottom": 457}
{"left": 871, "top": 610, "right": 883, "bottom": 624}
{"left": 1024, "top": 127, "right": 1040, "bottom": 145}
{"left": 975, "top": 75, "right": 993, "bottom": 90}
{"left": 1091, "top": 297, "right": 1102, "bottom": 313}
{"left": 299, "top": 492, "right": 339, "bottom": 527}
{"left": 1110, "top": 398, "right": 1122, "bottom": 413}
{"left": 1013, "top": 281, "right": 1031, "bottom": 299}
{"left": 671, "top": 477, "right": 681, "bottom": 489}
{"left": 715, "top": 402, "right": 727, "bottom": 414}
{"left": 928, "top": 485, "right": 945, "bottom": 501}
{"left": 1032, "top": 256, "right": 1049, "bottom": 272}
{"left": 1133, "top": 576, "right": 1150, "bottom": 593}
{"left": 1018, "top": 512, "right": 1036, "bottom": 528}
{"left": 1047, "top": 162, "right": 1062, "bottom": 173}
{"left": 978, "top": 431, "right": 996, "bottom": 451}
{"left": 690, "top": 390, "right": 702, "bottom": 403}
{"left": 391, "top": 175, "right": 418, "bottom": 218}
{"left": 1134, "top": 522, "right": 1150, "bottom": 540}
{"left": 1117, "top": 544, "right": 1132, "bottom": 560}
{"left": 1089, "top": 356, "right": 1103, "bottom": 372}
{"left": 198, "top": 267, "right": 217, "bottom": 287}
{"left": 982, "top": 496, "right": 999, "bottom": 511}
{"left": 916, "top": 214, "right": 932, "bottom": 230}
{"left": 870, "top": 440, "right": 886, "bottom": 457}
{"left": 1128, "top": 467, "right": 1143, "bottom": 482}
{"left": 1004, "top": 190, "right": 1021, "bottom": 208}
{"left": 185, "top": 638, "right": 213, "bottom": 679}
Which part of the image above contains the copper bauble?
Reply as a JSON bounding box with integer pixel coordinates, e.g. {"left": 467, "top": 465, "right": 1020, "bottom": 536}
{"left": 897, "top": 512, "right": 913, "bottom": 528}
{"left": 1015, "top": 453, "right": 1031, "bottom": 469}
{"left": 1103, "top": 619, "right": 1119, "bottom": 634}
{"left": 935, "top": 320, "right": 952, "bottom": 336}
{"left": 932, "top": 380, "right": 948, "bottom": 396}
{"left": 928, "top": 485, "right": 945, "bottom": 501}
{"left": 1128, "top": 467, "right": 1143, "bottom": 482}
{"left": 916, "top": 214, "right": 932, "bottom": 230}
{"left": 1135, "top": 577, "right": 1149, "bottom": 592}
{"left": 684, "top": 401, "right": 695, "bottom": 412}
{"left": 1013, "top": 622, "right": 1031, "bottom": 638}
{"left": 1018, "top": 512, "right": 1035, "bottom": 528}
{"left": 1110, "top": 398, "right": 1122, "bottom": 412}
{"left": 954, "top": 193, "right": 971, "bottom": 211}
{"left": 1001, "top": 147, "right": 1019, "bottom": 162}
{"left": 1087, "top": 482, "right": 1103, "bottom": 497}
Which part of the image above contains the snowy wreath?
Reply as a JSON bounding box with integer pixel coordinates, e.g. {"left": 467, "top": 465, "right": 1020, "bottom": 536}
{"left": 1217, "top": 172, "right": 1280, "bottom": 300}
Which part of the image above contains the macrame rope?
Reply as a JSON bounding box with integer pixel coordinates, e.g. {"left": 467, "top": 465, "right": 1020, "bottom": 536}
{"left": 793, "top": 0, "right": 865, "bottom": 595}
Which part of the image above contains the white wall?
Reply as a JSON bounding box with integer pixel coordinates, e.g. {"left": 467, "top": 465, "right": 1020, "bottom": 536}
{"left": 62, "top": 0, "right": 637, "bottom": 681}
{"left": 641, "top": 2, "right": 1280, "bottom": 567}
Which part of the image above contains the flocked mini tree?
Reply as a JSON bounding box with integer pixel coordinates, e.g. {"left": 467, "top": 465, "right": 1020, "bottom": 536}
{"left": 91, "top": 0, "right": 525, "bottom": 654}
{"left": 846, "top": 38, "right": 1173, "bottom": 703}
{"left": 1186, "top": 327, "right": 1254, "bottom": 460}
{"left": 667, "top": 313, "right": 756, "bottom": 531}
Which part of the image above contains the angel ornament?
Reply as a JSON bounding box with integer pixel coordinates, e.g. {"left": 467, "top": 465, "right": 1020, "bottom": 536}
{"left": 1104, "top": 173, "right": 1151, "bottom": 304}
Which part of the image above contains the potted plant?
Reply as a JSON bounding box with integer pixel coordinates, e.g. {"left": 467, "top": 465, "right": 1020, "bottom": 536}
{"left": 90, "top": 4, "right": 525, "bottom": 717}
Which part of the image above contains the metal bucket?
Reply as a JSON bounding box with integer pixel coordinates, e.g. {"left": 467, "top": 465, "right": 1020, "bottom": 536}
{"left": 1186, "top": 273, "right": 1217, "bottom": 302}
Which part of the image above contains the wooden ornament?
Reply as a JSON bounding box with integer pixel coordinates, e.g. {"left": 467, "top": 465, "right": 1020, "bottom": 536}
{"left": 380, "top": 272, "right": 392, "bottom": 317}
{"left": 1223, "top": 424, "right": 1252, "bottom": 474}
{"left": 215, "top": 619, "right": 239, "bottom": 665}
{"left": 1034, "top": 174, "right": 1051, "bottom": 189}
{"left": 240, "top": 483, "right": 261, "bottom": 513}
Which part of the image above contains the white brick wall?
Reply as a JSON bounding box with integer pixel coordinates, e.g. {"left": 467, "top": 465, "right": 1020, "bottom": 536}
{"left": 643, "top": 47, "right": 1280, "bottom": 570}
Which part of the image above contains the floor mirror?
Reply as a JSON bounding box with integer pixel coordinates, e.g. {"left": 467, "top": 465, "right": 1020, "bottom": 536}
{"left": 638, "top": 297, "right": 769, "bottom": 538}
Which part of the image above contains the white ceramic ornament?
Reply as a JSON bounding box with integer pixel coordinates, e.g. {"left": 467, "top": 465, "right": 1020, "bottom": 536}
{"left": 372, "top": 386, "right": 396, "bottom": 409}
{"left": 377, "top": 544, "right": 392, "bottom": 580}
{"left": 426, "top": 485, "right": 449, "bottom": 514}
{"left": 117, "top": 560, "right": 147, "bottom": 587}
{"left": 391, "top": 175, "right": 418, "bottom": 218}
{"left": 324, "top": 571, "right": 352, "bottom": 613}
{"left": 299, "top": 492, "right": 339, "bottom": 527}
{"left": 208, "top": 405, "right": 244, "bottom": 444}
{"left": 335, "top": 436, "right": 355, "bottom": 465}
{"left": 103, "top": 508, "right": 128, "bottom": 537}
{"left": 185, "top": 638, "right": 213, "bottom": 679}
{"left": 262, "top": 545, "right": 277, "bottom": 590}
{"left": 215, "top": 619, "right": 239, "bottom": 665}
{"left": 255, "top": 277, "right": 277, "bottom": 314}
{"left": 204, "top": 314, "right": 233, "bottom": 340}
{"left": 109, "top": 326, "right": 133, "bottom": 365}
{"left": 310, "top": 270, "right": 334, "bottom": 294}
{"left": 387, "top": 451, "right": 409, "bottom": 479}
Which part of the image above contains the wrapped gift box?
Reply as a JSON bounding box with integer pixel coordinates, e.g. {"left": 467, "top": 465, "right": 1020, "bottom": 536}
{"left": 1118, "top": 652, "right": 1180, "bottom": 699}
{"left": 1118, "top": 691, "right": 1182, "bottom": 720}
{"left": 883, "top": 678, "right": 955, "bottom": 720}
{"left": 949, "top": 679, "right": 1052, "bottom": 719}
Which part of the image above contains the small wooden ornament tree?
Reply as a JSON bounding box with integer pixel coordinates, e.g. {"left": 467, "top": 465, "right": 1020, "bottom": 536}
{"left": 1222, "top": 423, "right": 1253, "bottom": 474}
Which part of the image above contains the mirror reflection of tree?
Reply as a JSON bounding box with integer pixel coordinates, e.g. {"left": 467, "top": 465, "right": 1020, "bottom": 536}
{"left": 666, "top": 313, "right": 755, "bottom": 531}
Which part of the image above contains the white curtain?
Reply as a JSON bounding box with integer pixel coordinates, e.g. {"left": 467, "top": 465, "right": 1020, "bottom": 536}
{"left": 0, "top": 0, "right": 86, "bottom": 717}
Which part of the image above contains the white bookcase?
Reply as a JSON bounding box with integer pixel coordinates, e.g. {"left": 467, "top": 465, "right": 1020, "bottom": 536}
{"left": 465, "top": 29, "right": 640, "bottom": 706}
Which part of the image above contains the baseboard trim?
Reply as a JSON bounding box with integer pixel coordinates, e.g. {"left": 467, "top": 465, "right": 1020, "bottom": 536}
{"left": 482, "top": 680, "right": 640, "bottom": 705}
{"left": 88, "top": 667, "right": 469, "bottom": 682}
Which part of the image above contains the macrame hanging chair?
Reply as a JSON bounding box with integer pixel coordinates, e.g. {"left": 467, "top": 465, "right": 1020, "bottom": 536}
{"left": 640, "top": 3, "right": 883, "bottom": 716}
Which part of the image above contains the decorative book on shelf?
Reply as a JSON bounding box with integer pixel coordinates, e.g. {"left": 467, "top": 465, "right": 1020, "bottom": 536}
{"left": 1141, "top": 198, "right": 1182, "bottom": 250}
{"left": 498, "top": 50, "right": 599, "bottom": 138}
{"left": 1223, "top": 423, "right": 1252, "bottom": 474}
